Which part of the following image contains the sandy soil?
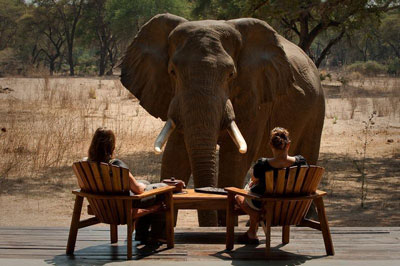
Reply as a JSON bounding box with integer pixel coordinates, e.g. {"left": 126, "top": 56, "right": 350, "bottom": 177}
{"left": 0, "top": 76, "right": 399, "bottom": 228}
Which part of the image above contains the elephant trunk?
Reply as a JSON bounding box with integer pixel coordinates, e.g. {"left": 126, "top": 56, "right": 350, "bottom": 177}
{"left": 178, "top": 91, "right": 222, "bottom": 188}
{"left": 184, "top": 130, "right": 218, "bottom": 188}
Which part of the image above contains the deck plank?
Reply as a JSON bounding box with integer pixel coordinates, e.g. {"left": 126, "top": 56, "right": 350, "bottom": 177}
{"left": 0, "top": 227, "right": 399, "bottom": 262}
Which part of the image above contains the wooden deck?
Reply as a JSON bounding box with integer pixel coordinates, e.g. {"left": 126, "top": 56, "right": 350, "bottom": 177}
{"left": 0, "top": 226, "right": 399, "bottom": 264}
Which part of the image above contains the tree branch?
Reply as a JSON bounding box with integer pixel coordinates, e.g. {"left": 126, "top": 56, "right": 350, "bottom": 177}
{"left": 315, "top": 30, "right": 345, "bottom": 67}
{"left": 281, "top": 17, "right": 300, "bottom": 36}
{"left": 386, "top": 40, "right": 400, "bottom": 58}
{"left": 251, "top": 0, "right": 269, "bottom": 15}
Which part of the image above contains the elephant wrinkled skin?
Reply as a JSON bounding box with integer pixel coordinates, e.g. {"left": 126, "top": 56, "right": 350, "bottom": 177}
{"left": 120, "top": 14, "right": 325, "bottom": 226}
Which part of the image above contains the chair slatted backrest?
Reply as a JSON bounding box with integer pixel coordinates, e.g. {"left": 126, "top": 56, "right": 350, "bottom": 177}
{"left": 264, "top": 165, "right": 324, "bottom": 226}
{"left": 72, "top": 161, "right": 131, "bottom": 225}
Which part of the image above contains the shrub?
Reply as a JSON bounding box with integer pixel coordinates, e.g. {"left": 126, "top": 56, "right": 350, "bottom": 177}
{"left": 387, "top": 58, "right": 400, "bottom": 76}
{"left": 319, "top": 70, "right": 332, "bottom": 81}
{"left": 0, "top": 48, "right": 23, "bottom": 76}
{"left": 88, "top": 87, "right": 97, "bottom": 99}
{"left": 348, "top": 71, "right": 363, "bottom": 80}
{"left": 346, "top": 61, "right": 387, "bottom": 76}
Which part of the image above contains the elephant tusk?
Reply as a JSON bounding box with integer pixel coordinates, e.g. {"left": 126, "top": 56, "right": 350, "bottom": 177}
{"left": 227, "top": 121, "right": 247, "bottom": 154}
{"left": 154, "top": 119, "right": 176, "bottom": 154}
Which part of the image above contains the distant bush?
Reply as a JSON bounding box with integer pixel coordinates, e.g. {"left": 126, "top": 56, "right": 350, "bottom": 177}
{"left": 348, "top": 71, "right": 363, "bottom": 80}
{"left": 74, "top": 48, "right": 98, "bottom": 75}
{"left": 0, "top": 48, "right": 24, "bottom": 76}
{"left": 387, "top": 58, "right": 400, "bottom": 76}
{"left": 319, "top": 70, "right": 332, "bottom": 81}
{"left": 346, "top": 61, "right": 387, "bottom": 76}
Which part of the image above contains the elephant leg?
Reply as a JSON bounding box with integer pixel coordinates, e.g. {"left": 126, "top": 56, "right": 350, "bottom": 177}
{"left": 294, "top": 109, "right": 325, "bottom": 219}
{"left": 192, "top": 166, "right": 218, "bottom": 227}
{"left": 294, "top": 106, "right": 325, "bottom": 165}
{"left": 161, "top": 131, "right": 191, "bottom": 226}
{"left": 217, "top": 134, "right": 256, "bottom": 226}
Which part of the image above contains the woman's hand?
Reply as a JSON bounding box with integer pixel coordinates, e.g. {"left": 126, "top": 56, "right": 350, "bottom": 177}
{"left": 129, "top": 172, "right": 146, "bottom": 194}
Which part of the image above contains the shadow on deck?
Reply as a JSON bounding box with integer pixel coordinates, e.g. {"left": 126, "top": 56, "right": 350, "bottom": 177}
{"left": 0, "top": 226, "right": 399, "bottom": 265}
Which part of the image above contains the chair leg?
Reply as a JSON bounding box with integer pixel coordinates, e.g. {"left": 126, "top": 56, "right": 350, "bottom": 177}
{"left": 126, "top": 201, "right": 133, "bottom": 260}
{"left": 165, "top": 191, "right": 175, "bottom": 248}
{"left": 314, "top": 197, "right": 335, "bottom": 256}
{"left": 262, "top": 202, "right": 274, "bottom": 256}
{"left": 110, "top": 224, "right": 118, "bottom": 244}
{"left": 66, "top": 195, "right": 83, "bottom": 255}
{"left": 282, "top": 225, "right": 290, "bottom": 245}
{"left": 226, "top": 192, "right": 235, "bottom": 250}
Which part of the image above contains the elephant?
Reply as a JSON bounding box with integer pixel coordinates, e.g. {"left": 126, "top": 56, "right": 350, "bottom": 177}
{"left": 120, "top": 13, "right": 325, "bottom": 226}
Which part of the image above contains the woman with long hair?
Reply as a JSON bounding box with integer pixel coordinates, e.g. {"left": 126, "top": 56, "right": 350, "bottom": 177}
{"left": 88, "top": 127, "right": 148, "bottom": 194}
{"left": 87, "top": 127, "right": 167, "bottom": 245}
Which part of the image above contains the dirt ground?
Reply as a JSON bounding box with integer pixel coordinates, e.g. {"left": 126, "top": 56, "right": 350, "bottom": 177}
{"left": 0, "top": 76, "right": 399, "bottom": 227}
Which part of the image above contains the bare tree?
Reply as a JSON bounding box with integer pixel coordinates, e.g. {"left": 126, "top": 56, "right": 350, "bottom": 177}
{"left": 52, "top": 0, "right": 84, "bottom": 76}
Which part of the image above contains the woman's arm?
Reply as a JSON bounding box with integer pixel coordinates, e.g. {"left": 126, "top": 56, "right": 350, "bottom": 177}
{"left": 129, "top": 172, "right": 146, "bottom": 194}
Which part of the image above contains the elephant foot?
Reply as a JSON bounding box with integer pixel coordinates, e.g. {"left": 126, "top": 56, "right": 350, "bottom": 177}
{"left": 198, "top": 210, "right": 218, "bottom": 227}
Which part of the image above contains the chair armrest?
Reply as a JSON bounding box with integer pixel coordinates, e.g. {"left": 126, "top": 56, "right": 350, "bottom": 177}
{"left": 224, "top": 187, "right": 262, "bottom": 200}
{"left": 72, "top": 186, "right": 174, "bottom": 200}
{"left": 129, "top": 186, "right": 174, "bottom": 199}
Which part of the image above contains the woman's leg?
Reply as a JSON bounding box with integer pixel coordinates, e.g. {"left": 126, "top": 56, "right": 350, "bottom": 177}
{"left": 134, "top": 182, "right": 166, "bottom": 242}
{"left": 147, "top": 183, "right": 168, "bottom": 241}
{"left": 235, "top": 195, "right": 260, "bottom": 239}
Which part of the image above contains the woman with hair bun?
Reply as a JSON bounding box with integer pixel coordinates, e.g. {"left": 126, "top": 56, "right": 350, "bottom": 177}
{"left": 236, "top": 127, "right": 307, "bottom": 245}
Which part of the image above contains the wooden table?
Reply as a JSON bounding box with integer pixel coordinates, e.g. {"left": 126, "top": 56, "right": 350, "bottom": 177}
{"left": 172, "top": 189, "right": 227, "bottom": 210}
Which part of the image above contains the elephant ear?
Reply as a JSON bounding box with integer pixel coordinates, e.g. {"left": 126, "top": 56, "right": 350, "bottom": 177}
{"left": 120, "top": 13, "right": 187, "bottom": 120}
{"left": 228, "top": 18, "right": 295, "bottom": 104}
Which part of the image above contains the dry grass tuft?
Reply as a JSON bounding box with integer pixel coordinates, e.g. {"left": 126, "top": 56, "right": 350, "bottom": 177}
{"left": 88, "top": 87, "right": 97, "bottom": 99}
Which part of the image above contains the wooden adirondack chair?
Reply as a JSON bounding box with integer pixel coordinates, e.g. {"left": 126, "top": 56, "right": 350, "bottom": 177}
{"left": 225, "top": 165, "right": 334, "bottom": 256}
{"left": 66, "top": 161, "right": 175, "bottom": 259}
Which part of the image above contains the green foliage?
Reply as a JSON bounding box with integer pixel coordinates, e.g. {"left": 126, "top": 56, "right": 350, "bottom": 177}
{"left": 332, "top": 115, "right": 338, "bottom": 125}
{"left": 0, "top": 0, "right": 399, "bottom": 76}
{"left": 346, "top": 61, "right": 388, "bottom": 76}
{"left": 106, "top": 0, "right": 192, "bottom": 36}
{"left": 0, "top": 48, "right": 23, "bottom": 76}
{"left": 0, "top": 0, "right": 26, "bottom": 50}
{"left": 192, "top": 0, "right": 248, "bottom": 19}
{"left": 74, "top": 48, "right": 98, "bottom": 75}
{"left": 192, "top": 0, "right": 400, "bottom": 67}
{"left": 388, "top": 58, "right": 400, "bottom": 75}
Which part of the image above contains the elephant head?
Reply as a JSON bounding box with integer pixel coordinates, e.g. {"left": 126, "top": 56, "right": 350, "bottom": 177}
{"left": 120, "top": 13, "right": 296, "bottom": 188}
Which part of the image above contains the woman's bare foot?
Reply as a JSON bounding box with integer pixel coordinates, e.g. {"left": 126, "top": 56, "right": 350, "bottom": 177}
{"left": 246, "top": 230, "right": 258, "bottom": 240}
{"left": 238, "top": 231, "right": 259, "bottom": 245}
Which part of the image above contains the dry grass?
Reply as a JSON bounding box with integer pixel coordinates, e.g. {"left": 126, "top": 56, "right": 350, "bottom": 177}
{"left": 324, "top": 74, "right": 400, "bottom": 122}
{"left": 0, "top": 77, "right": 163, "bottom": 183}
{"left": 0, "top": 74, "right": 399, "bottom": 227}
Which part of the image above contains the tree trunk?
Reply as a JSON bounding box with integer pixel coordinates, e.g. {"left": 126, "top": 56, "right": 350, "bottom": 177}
{"left": 99, "top": 47, "right": 106, "bottom": 76}
{"left": 315, "top": 30, "right": 345, "bottom": 68}
{"left": 49, "top": 59, "right": 55, "bottom": 76}
{"left": 68, "top": 44, "right": 74, "bottom": 76}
